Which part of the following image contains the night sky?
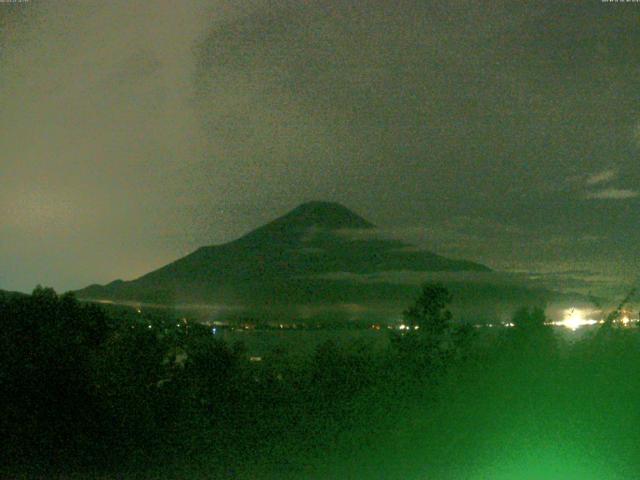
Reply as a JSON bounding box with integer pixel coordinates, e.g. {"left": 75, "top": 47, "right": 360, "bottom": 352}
{"left": 1, "top": 1, "right": 639, "bottom": 294}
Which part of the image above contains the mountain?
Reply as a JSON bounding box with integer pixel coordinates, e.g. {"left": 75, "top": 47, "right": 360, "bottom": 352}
{"left": 76, "top": 201, "right": 494, "bottom": 310}
{"left": 0, "top": 289, "right": 27, "bottom": 300}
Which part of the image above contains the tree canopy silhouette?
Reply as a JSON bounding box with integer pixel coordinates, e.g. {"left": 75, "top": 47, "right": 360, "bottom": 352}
{"left": 403, "top": 282, "right": 453, "bottom": 336}
{"left": 511, "top": 306, "right": 546, "bottom": 330}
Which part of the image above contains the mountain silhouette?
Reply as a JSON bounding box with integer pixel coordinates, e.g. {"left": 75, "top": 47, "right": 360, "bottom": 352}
{"left": 76, "top": 202, "right": 491, "bottom": 306}
{"left": 0, "top": 289, "right": 26, "bottom": 300}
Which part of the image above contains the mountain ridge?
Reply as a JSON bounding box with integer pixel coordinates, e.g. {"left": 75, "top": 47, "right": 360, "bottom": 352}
{"left": 76, "top": 202, "right": 491, "bottom": 305}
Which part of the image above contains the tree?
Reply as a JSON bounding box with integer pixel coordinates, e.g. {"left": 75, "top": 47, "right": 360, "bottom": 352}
{"left": 390, "top": 283, "right": 457, "bottom": 376}
{"left": 403, "top": 283, "right": 453, "bottom": 336}
{"left": 511, "top": 306, "right": 546, "bottom": 330}
{"left": 508, "top": 305, "right": 556, "bottom": 358}
{"left": 0, "top": 287, "right": 111, "bottom": 468}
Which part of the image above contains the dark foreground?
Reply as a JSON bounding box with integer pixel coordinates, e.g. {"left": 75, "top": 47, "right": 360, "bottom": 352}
{"left": 1, "top": 287, "right": 639, "bottom": 479}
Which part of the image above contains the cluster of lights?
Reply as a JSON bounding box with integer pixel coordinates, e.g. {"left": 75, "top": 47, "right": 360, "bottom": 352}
{"left": 125, "top": 306, "right": 637, "bottom": 335}
{"left": 397, "top": 324, "right": 419, "bottom": 330}
{"left": 620, "top": 315, "right": 632, "bottom": 326}
{"left": 471, "top": 308, "right": 637, "bottom": 331}
{"left": 552, "top": 308, "right": 637, "bottom": 331}
{"left": 553, "top": 309, "right": 599, "bottom": 331}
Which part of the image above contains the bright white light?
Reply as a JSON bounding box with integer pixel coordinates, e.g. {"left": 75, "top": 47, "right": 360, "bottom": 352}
{"left": 556, "top": 308, "right": 598, "bottom": 331}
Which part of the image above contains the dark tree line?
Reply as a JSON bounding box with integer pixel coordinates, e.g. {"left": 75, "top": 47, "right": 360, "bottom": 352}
{"left": 1, "top": 283, "right": 635, "bottom": 478}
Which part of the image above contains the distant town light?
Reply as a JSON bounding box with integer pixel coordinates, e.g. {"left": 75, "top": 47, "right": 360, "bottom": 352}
{"left": 555, "top": 308, "right": 598, "bottom": 331}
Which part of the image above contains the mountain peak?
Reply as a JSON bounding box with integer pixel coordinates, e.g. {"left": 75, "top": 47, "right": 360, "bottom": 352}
{"left": 281, "top": 201, "right": 374, "bottom": 230}
{"left": 232, "top": 201, "right": 374, "bottom": 246}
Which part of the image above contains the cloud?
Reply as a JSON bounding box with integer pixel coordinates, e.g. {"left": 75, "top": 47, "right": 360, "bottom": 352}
{"left": 585, "top": 169, "right": 617, "bottom": 186}
{"left": 583, "top": 169, "right": 638, "bottom": 201}
{"left": 2, "top": 1, "right": 640, "bottom": 294}
{"left": 586, "top": 189, "right": 640, "bottom": 200}
{"left": 311, "top": 270, "right": 527, "bottom": 287}
{"left": 0, "top": 0, "right": 230, "bottom": 291}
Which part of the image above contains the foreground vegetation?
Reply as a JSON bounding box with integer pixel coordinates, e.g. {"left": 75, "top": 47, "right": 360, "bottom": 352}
{"left": 1, "top": 285, "right": 640, "bottom": 479}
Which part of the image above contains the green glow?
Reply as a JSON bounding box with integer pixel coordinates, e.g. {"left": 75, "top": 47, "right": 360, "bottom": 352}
{"left": 471, "top": 445, "right": 618, "bottom": 480}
